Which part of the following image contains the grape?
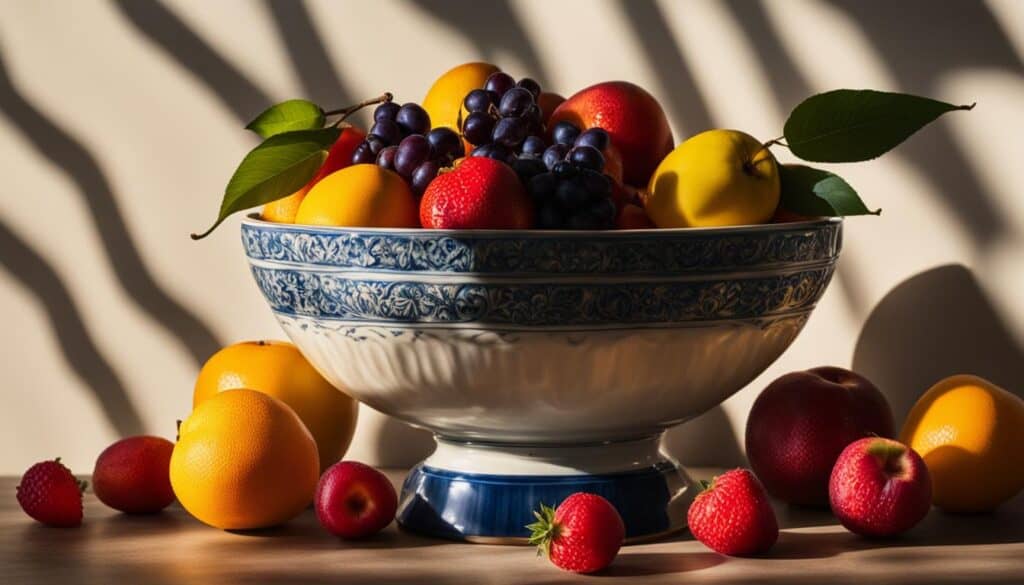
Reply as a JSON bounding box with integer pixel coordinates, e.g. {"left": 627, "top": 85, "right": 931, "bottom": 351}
{"left": 411, "top": 160, "right": 440, "bottom": 196}
{"left": 552, "top": 160, "right": 576, "bottom": 178}
{"left": 396, "top": 103, "right": 430, "bottom": 136}
{"left": 517, "top": 78, "right": 542, "bottom": 100}
{"left": 542, "top": 144, "right": 569, "bottom": 170}
{"left": 376, "top": 145, "right": 398, "bottom": 171}
{"left": 511, "top": 157, "right": 547, "bottom": 181}
{"left": 568, "top": 145, "right": 605, "bottom": 171}
{"left": 567, "top": 213, "right": 600, "bottom": 230}
{"left": 537, "top": 202, "right": 564, "bottom": 229}
{"left": 552, "top": 121, "right": 581, "bottom": 146}
{"left": 492, "top": 116, "right": 528, "bottom": 148}
{"left": 498, "top": 87, "right": 534, "bottom": 118}
{"left": 351, "top": 142, "right": 376, "bottom": 165}
{"left": 462, "top": 111, "right": 496, "bottom": 146}
{"left": 556, "top": 178, "right": 589, "bottom": 209}
{"left": 369, "top": 119, "right": 402, "bottom": 146}
{"left": 522, "top": 136, "right": 547, "bottom": 157}
{"left": 426, "top": 127, "right": 464, "bottom": 161}
{"left": 463, "top": 89, "right": 493, "bottom": 114}
{"left": 576, "top": 127, "right": 609, "bottom": 151}
{"left": 590, "top": 197, "right": 617, "bottom": 225}
{"left": 528, "top": 172, "right": 557, "bottom": 199}
{"left": 366, "top": 135, "right": 387, "bottom": 155}
{"left": 579, "top": 169, "right": 613, "bottom": 199}
{"left": 395, "top": 134, "right": 430, "bottom": 178}
{"left": 470, "top": 143, "right": 513, "bottom": 164}
{"left": 374, "top": 102, "right": 400, "bottom": 123}
{"left": 484, "top": 72, "right": 516, "bottom": 97}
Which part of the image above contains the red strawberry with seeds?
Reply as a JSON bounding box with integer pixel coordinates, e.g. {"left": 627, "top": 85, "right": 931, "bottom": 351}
{"left": 420, "top": 156, "right": 533, "bottom": 229}
{"left": 528, "top": 492, "right": 624, "bottom": 574}
{"left": 17, "top": 458, "right": 86, "bottom": 527}
{"left": 687, "top": 468, "right": 778, "bottom": 556}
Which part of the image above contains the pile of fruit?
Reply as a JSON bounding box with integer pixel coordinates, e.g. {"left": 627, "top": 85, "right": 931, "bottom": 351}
{"left": 19, "top": 62, "right": 1018, "bottom": 578}
{"left": 16, "top": 342, "right": 1024, "bottom": 574}
{"left": 192, "top": 62, "right": 974, "bottom": 239}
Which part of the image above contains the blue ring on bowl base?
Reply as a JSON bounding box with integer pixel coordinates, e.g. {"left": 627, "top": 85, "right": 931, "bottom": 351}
{"left": 397, "top": 463, "right": 686, "bottom": 541}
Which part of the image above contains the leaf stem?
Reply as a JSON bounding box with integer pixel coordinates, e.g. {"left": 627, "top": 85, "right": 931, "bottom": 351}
{"left": 324, "top": 92, "right": 394, "bottom": 126}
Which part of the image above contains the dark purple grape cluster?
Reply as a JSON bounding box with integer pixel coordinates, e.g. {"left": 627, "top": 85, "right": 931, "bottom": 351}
{"left": 524, "top": 162, "right": 616, "bottom": 230}
{"left": 542, "top": 121, "right": 610, "bottom": 173}
{"left": 461, "top": 72, "right": 546, "bottom": 164}
{"left": 519, "top": 121, "right": 616, "bottom": 229}
{"left": 352, "top": 101, "right": 464, "bottom": 195}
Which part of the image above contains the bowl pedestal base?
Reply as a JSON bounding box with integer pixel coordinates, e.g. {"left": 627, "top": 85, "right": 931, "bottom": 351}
{"left": 396, "top": 434, "right": 696, "bottom": 544}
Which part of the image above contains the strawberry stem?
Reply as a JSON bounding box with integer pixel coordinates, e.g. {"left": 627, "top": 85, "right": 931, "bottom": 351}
{"left": 526, "top": 502, "right": 561, "bottom": 557}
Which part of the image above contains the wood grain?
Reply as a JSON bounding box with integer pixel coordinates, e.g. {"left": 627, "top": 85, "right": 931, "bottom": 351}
{"left": 3, "top": 470, "right": 1022, "bottom": 584}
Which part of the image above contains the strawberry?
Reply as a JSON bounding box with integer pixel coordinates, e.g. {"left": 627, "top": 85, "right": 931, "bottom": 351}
{"left": 528, "top": 492, "right": 624, "bottom": 574}
{"left": 420, "top": 156, "right": 533, "bottom": 229}
{"left": 687, "top": 468, "right": 778, "bottom": 556}
{"left": 16, "top": 458, "right": 87, "bottom": 527}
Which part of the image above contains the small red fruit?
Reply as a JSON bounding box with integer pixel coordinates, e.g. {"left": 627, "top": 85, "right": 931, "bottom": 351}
{"left": 528, "top": 493, "right": 624, "bottom": 574}
{"left": 829, "top": 437, "right": 932, "bottom": 537}
{"left": 616, "top": 203, "right": 655, "bottom": 229}
{"left": 315, "top": 461, "right": 397, "bottom": 539}
{"left": 687, "top": 468, "right": 778, "bottom": 556}
{"left": 420, "top": 156, "right": 533, "bottom": 229}
{"left": 17, "top": 459, "right": 86, "bottom": 527}
{"left": 93, "top": 435, "right": 176, "bottom": 514}
{"left": 745, "top": 366, "right": 894, "bottom": 506}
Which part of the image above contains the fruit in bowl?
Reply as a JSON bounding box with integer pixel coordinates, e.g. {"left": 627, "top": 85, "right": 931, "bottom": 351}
{"left": 193, "top": 63, "right": 972, "bottom": 544}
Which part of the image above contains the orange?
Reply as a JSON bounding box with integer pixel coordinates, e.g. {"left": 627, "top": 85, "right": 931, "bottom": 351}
{"left": 422, "top": 62, "right": 500, "bottom": 131}
{"left": 900, "top": 374, "right": 1024, "bottom": 512}
{"left": 194, "top": 340, "right": 358, "bottom": 473}
{"left": 295, "top": 164, "right": 418, "bottom": 227}
{"left": 262, "top": 189, "right": 306, "bottom": 223}
{"left": 262, "top": 127, "right": 367, "bottom": 223}
{"left": 170, "top": 389, "right": 319, "bottom": 529}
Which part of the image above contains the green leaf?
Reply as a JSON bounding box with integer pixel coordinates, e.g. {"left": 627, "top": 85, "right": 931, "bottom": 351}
{"left": 192, "top": 128, "right": 339, "bottom": 240}
{"left": 245, "top": 99, "right": 325, "bottom": 138}
{"left": 784, "top": 89, "right": 974, "bottom": 162}
{"left": 779, "top": 164, "right": 880, "bottom": 217}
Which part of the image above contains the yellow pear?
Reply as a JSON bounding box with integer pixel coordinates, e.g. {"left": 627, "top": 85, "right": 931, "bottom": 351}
{"left": 646, "top": 129, "right": 779, "bottom": 228}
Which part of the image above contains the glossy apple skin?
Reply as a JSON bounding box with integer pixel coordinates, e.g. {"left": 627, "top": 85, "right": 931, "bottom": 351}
{"left": 315, "top": 461, "right": 397, "bottom": 539}
{"left": 829, "top": 437, "right": 932, "bottom": 537}
{"left": 745, "top": 366, "right": 895, "bottom": 506}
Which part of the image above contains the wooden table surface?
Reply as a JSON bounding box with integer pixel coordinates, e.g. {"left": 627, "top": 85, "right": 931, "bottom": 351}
{"left": 3, "top": 469, "right": 1022, "bottom": 584}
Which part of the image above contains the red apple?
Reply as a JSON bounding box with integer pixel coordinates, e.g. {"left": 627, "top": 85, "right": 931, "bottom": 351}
{"left": 93, "top": 436, "right": 176, "bottom": 514}
{"left": 829, "top": 437, "right": 932, "bottom": 537}
{"left": 745, "top": 366, "right": 894, "bottom": 506}
{"left": 315, "top": 461, "right": 397, "bottom": 539}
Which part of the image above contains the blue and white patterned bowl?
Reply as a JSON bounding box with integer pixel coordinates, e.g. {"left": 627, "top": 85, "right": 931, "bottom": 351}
{"left": 242, "top": 216, "right": 841, "bottom": 542}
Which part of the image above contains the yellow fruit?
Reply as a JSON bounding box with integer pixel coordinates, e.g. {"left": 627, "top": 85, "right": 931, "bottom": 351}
{"left": 422, "top": 62, "right": 500, "bottom": 131}
{"left": 194, "top": 340, "right": 358, "bottom": 473}
{"left": 900, "top": 374, "right": 1024, "bottom": 512}
{"left": 295, "top": 164, "right": 418, "bottom": 227}
{"left": 262, "top": 190, "right": 305, "bottom": 223}
{"left": 646, "top": 129, "right": 779, "bottom": 228}
{"left": 170, "top": 389, "right": 319, "bottom": 530}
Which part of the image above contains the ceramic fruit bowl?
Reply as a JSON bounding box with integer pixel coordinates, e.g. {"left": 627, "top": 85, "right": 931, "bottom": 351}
{"left": 242, "top": 216, "right": 842, "bottom": 543}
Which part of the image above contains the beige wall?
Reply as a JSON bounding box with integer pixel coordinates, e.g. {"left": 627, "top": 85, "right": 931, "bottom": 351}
{"left": 1, "top": 0, "right": 1022, "bottom": 474}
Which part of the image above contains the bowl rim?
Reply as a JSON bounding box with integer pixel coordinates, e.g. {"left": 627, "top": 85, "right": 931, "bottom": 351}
{"left": 241, "top": 214, "right": 841, "bottom": 238}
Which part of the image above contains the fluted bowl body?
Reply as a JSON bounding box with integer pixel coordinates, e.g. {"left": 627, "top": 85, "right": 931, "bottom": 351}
{"left": 242, "top": 217, "right": 841, "bottom": 444}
